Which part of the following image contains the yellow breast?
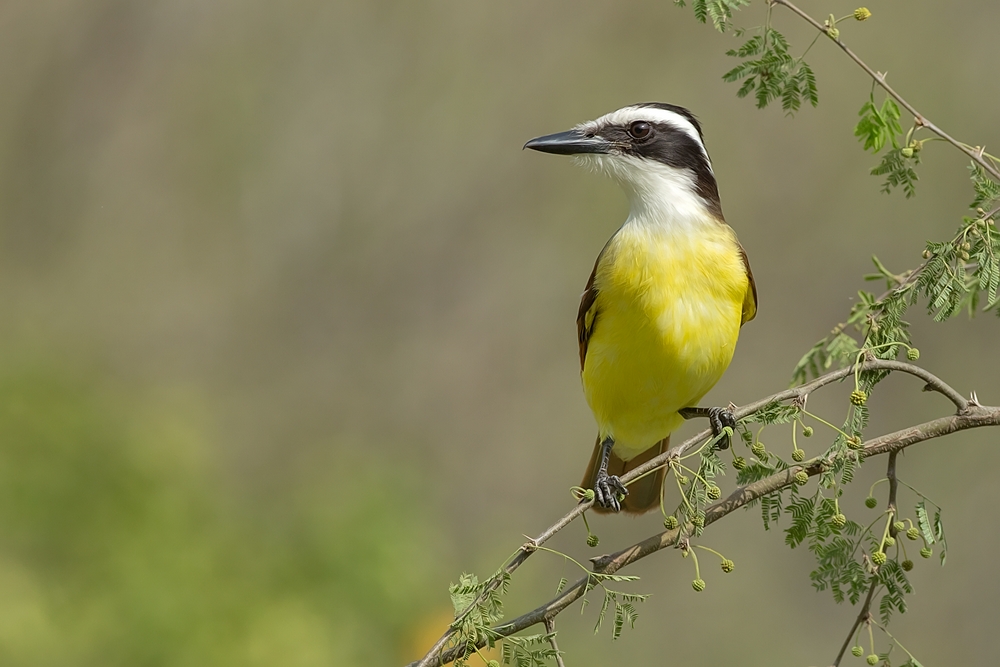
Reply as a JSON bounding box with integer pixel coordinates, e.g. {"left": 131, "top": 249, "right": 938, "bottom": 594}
{"left": 581, "top": 219, "right": 749, "bottom": 459}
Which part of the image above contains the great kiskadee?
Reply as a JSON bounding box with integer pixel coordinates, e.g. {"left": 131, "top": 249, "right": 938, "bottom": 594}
{"left": 525, "top": 103, "right": 756, "bottom": 513}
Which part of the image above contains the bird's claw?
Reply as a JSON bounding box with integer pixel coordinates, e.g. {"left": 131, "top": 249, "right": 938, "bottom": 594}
{"left": 594, "top": 473, "right": 628, "bottom": 512}
{"left": 708, "top": 406, "right": 736, "bottom": 450}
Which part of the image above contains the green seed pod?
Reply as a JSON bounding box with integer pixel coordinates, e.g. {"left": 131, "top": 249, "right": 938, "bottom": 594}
{"left": 664, "top": 515, "right": 679, "bottom": 530}
{"left": 732, "top": 456, "right": 747, "bottom": 470}
{"left": 802, "top": 426, "right": 814, "bottom": 437}
{"left": 865, "top": 496, "right": 878, "bottom": 509}
{"left": 587, "top": 534, "right": 599, "bottom": 547}
{"left": 831, "top": 513, "right": 847, "bottom": 529}
{"left": 883, "top": 535, "right": 895, "bottom": 547}
{"left": 851, "top": 646, "right": 864, "bottom": 657}
{"left": 794, "top": 470, "right": 809, "bottom": 486}
{"left": 871, "top": 550, "right": 887, "bottom": 565}
{"left": 867, "top": 655, "right": 879, "bottom": 666}
{"left": 721, "top": 559, "right": 734, "bottom": 573}
{"left": 707, "top": 485, "right": 722, "bottom": 501}
{"left": 920, "top": 547, "right": 933, "bottom": 559}
{"left": 901, "top": 559, "right": 914, "bottom": 571}
{"left": 906, "top": 527, "right": 920, "bottom": 540}
{"left": 751, "top": 441, "right": 767, "bottom": 458}
{"left": 692, "top": 578, "right": 706, "bottom": 592}
{"left": 893, "top": 521, "right": 905, "bottom": 533}
{"left": 850, "top": 390, "right": 868, "bottom": 406}
{"left": 854, "top": 7, "right": 872, "bottom": 21}
{"left": 792, "top": 449, "right": 805, "bottom": 462}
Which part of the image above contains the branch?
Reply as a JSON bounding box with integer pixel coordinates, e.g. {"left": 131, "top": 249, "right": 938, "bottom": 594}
{"left": 831, "top": 450, "right": 898, "bottom": 667}
{"left": 772, "top": 0, "right": 1000, "bottom": 182}
{"left": 413, "top": 393, "right": 1000, "bottom": 666}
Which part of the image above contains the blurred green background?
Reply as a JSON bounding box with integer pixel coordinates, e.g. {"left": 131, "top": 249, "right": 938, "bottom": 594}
{"left": 1, "top": 1, "right": 998, "bottom": 665}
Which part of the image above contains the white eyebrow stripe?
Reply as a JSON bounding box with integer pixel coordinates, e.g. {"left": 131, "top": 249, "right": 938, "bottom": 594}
{"left": 580, "top": 106, "right": 711, "bottom": 166}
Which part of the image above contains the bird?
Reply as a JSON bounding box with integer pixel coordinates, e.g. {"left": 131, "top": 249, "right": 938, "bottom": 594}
{"left": 524, "top": 103, "right": 756, "bottom": 513}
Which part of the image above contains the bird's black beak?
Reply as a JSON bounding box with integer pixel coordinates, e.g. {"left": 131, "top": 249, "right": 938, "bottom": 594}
{"left": 523, "top": 129, "right": 611, "bottom": 155}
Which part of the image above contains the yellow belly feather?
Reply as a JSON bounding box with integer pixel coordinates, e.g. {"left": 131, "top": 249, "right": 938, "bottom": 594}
{"left": 581, "top": 221, "right": 748, "bottom": 460}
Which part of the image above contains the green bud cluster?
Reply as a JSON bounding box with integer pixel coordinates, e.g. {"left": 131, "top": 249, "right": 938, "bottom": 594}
{"left": 920, "top": 547, "right": 933, "bottom": 559}
{"left": 692, "top": 514, "right": 705, "bottom": 529}
{"left": 906, "top": 527, "right": 921, "bottom": 541}
{"left": 901, "top": 559, "right": 914, "bottom": 571}
{"left": 791, "top": 448, "right": 805, "bottom": 462}
{"left": 802, "top": 426, "right": 814, "bottom": 437}
{"left": 854, "top": 7, "right": 872, "bottom": 21}
{"left": 721, "top": 559, "right": 734, "bottom": 573}
{"left": 865, "top": 496, "right": 878, "bottom": 509}
{"left": 866, "top": 655, "right": 879, "bottom": 666}
{"left": 678, "top": 475, "right": 690, "bottom": 486}
{"left": 850, "top": 390, "right": 868, "bottom": 406}
{"left": 707, "top": 485, "right": 722, "bottom": 501}
{"left": 893, "top": 521, "right": 905, "bottom": 533}
{"left": 851, "top": 645, "right": 864, "bottom": 657}
{"left": 831, "top": 513, "right": 847, "bottom": 529}
{"left": 871, "top": 550, "right": 887, "bottom": 566}
{"left": 488, "top": 661, "right": 500, "bottom": 667}
{"left": 906, "top": 347, "right": 920, "bottom": 360}
{"left": 587, "top": 534, "right": 600, "bottom": 547}
{"left": 847, "top": 436, "right": 864, "bottom": 450}
{"left": 692, "top": 578, "right": 706, "bottom": 592}
{"left": 664, "top": 515, "right": 679, "bottom": 530}
{"left": 794, "top": 471, "right": 809, "bottom": 486}
{"left": 751, "top": 441, "right": 767, "bottom": 459}
{"left": 883, "top": 535, "right": 895, "bottom": 547}
{"left": 732, "top": 456, "right": 747, "bottom": 470}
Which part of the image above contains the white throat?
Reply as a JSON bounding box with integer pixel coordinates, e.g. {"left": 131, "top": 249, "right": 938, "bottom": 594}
{"left": 579, "top": 154, "right": 715, "bottom": 233}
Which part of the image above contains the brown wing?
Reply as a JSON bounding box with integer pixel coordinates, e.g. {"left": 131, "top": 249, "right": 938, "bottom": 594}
{"left": 739, "top": 243, "right": 757, "bottom": 325}
{"left": 576, "top": 256, "right": 600, "bottom": 371}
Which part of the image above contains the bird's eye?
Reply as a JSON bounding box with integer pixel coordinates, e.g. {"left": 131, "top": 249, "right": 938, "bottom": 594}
{"left": 628, "top": 121, "right": 651, "bottom": 139}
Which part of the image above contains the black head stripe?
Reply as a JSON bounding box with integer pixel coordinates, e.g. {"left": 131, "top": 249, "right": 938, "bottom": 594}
{"left": 633, "top": 102, "right": 705, "bottom": 143}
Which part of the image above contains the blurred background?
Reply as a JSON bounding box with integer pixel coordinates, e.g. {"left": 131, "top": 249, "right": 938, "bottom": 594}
{"left": 0, "top": 1, "right": 997, "bottom": 665}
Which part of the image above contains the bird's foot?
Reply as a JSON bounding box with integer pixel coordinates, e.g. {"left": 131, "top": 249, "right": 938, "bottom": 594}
{"left": 707, "top": 406, "right": 736, "bottom": 450}
{"left": 594, "top": 472, "right": 628, "bottom": 512}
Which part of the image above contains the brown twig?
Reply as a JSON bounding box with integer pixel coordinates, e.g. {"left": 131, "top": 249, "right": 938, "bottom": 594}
{"left": 412, "top": 401, "right": 1000, "bottom": 667}
{"left": 831, "top": 450, "right": 899, "bottom": 667}
{"left": 771, "top": 0, "right": 1000, "bottom": 183}
{"left": 543, "top": 618, "right": 566, "bottom": 667}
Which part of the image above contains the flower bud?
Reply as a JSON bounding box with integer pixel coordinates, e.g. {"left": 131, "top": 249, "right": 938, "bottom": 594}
{"left": 664, "top": 515, "right": 679, "bottom": 530}
{"left": 920, "top": 547, "right": 933, "bottom": 559}
{"left": 587, "top": 534, "right": 600, "bottom": 547}
{"left": 871, "top": 550, "right": 887, "bottom": 565}
{"left": 794, "top": 470, "right": 809, "bottom": 486}
{"left": 692, "top": 578, "right": 706, "bottom": 592}
{"left": 906, "top": 527, "right": 920, "bottom": 540}
{"left": 867, "top": 655, "right": 879, "bottom": 666}
{"left": 865, "top": 496, "right": 878, "bottom": 509}
{"left": 850, "top": 390, "right": 868, "bottom": 406}
{"left": 721, "top": 559, "right": 734, "bottom": 573}
{"left": 901, "top": 559, "right": 914, "bottom": 571}
{"left": 906, "top": 348, "right": 920, "bottom": 361}
{"left": 792, "top": 449, "right": 805, "bottom": 462}
{"left": 707, "top": 484, "right": 722, "bottom": 500}
{"left": 901, "top": 147, "right": 914, "bottom": 158}
{"left": 854, "top": 7, "right": 872, "bottom": 20}
{"left": 851, "top": 646, "right": 864, "bottom": 657}
{"left": 803, "top": 426, "right": 814, "bottom": 437}
{"left": 732, "top": 456, "right": 747, "bottom": 470}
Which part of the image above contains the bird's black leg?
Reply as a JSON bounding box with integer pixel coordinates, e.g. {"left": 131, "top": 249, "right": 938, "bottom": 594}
{"left": 679, "top": 406, "right": 737, "bottom": 450}
{"left": 593, "top": 436, "right": 628, "bottom": 512}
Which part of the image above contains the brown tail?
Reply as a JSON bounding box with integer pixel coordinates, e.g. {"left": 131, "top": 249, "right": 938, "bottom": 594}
{"left": 581, "top": 436, "right": 669, "bottom": 514}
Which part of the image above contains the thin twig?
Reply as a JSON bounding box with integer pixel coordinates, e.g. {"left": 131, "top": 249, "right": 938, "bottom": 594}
{"left": 414, "top": 358, "right": 963, "bottom": 666}
{"left": 831, "top": 450, "right": 898, "bottom": 667}
{"left": 772, "top": 0, "right": 1000, "bottom": 182}
{"left": 411, "top": 404, "right": 1000, "bottom": 667}
{"left": 543, "top": 618, "right": 567, "bottom": 667}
